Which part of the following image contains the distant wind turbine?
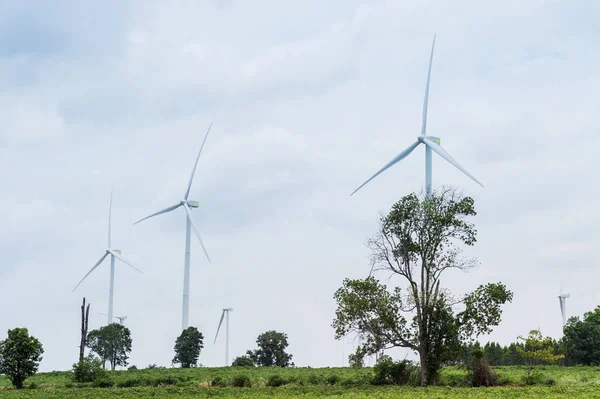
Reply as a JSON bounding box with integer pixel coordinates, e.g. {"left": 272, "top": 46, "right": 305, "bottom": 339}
{"left": 214, "top": 308, "right": 233, "bottom": 366}
{"left": 98, "top": 312, "right": 128, "bottom": 326}
{"left": 73, "top": 191, "right": 142, "bottom": 325}
{"left": 558, "top": 292, "right": 570, "bottom": 327}
{"left": 134, "top": 123, "right": 214, "bottom": 331}
{"left": 350, "top": 35, "right": 484, "bottom": 198}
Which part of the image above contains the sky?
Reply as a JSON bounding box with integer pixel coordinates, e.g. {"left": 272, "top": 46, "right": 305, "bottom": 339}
{"left": 0, "top": 0, "right": 599, "bottom": 371}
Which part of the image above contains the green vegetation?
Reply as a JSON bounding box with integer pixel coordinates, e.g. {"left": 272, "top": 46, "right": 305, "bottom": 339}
{"left": 333, "top": 190, "right": 513, "bottom": 385}
{"left": 87, "top": 324, "right": 132, "bottom": 371}
{"left": 1, "top": 366, "right": 600, "bottom": 397}
{"left": 246, "top": 330, "right": 293, "bottom": 367}
{"left": 0, "top": 328, "right": 44, "bottom": 389}
{"left": 173, "top": 327, "right": 204, "bottom": 368}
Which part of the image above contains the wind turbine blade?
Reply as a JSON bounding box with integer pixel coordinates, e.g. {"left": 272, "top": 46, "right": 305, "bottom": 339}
{"left": 350, "top": 140, "right": 421, "bottom": 196}
{"left": 183, "top": 203, "right": 211, "bottom": 263}
{"left": 108, "top": 250, "right": 142, "bottom": 274}
{"left": 421, "top": 35, "right": 436, "bottom": 136}
{"left": 214, "top": 310, "right": 226, "bottom": 344}
{"left": 184, "top": 123, "right": 213, "bottom": 200}
{"left": 72, "top": 253, "right": 109, "bottom": 292}
{"left": 98, "top": 312, "right": 108, "bottom": 316}
{"left": 108, "top": 189, "right": 113, "bottom": 248}
{"left": 422, "top": 138, "right": 484, "bottom": 188}
{"left": 134, "top": 203, "right": 181, "bottom": 225}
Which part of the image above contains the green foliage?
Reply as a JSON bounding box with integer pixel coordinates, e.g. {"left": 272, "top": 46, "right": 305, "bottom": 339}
{"left": 87, "top": 323, "right": 132, "bottom": 371}
{"left": 0, "top": 327, "right": 44, "bottom": 389}
{"left": 172, "top": 326, "right": 204, "bottom": 368}
{"left": 332, "top": 190, "right": 512, "bottom": 386}
{"left": 128, "top": 365, "right": 138, "bottom": 370}
{"left": 231, "top": 355, "right": 255, "bottom": 367}
{"left": 246, "top": 330, "right": 293, "bottom": 367}
{"left": 372, "top": 355, "right": 420, "bottom": 386}
{"left": 348, "top": 347, "right": 366, "bottom": 368}
{"left": 266, "top": 374, "right": 286, "bottom": 387}
{"left": 517, "top": 330, "right": 565, "bottom": 378}
{"left": 563, "top": 305, "right": 600, "bottom": 366}
{"left": 70, "top": 354, "right": 107, "bottom": 383}
{"left": 230, "top": 374, "right": 252, "bottom": 387}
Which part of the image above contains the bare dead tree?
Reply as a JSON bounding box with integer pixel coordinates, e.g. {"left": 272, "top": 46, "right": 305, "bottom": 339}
{"left": 79, "top": 297, "right": 90, "bottom": 363}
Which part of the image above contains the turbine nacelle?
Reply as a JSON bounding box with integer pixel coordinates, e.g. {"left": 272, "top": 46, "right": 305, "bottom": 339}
{"left": 419, "top": 135, "right": 440, "bottom": 144}
{"left": 107, "top": 249, "right": 122, "bottom": 254}
{"left": 181, "top": 200, "right": 200, "bottom": 208}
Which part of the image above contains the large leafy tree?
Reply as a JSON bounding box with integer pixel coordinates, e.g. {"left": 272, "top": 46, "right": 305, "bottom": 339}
{"left": 87, "top": 323, "right": 132, "bottom": 371}
{"left": 172, "top": 326, "right": 204, "bottom": 368}
{"left": 563, "top": 305, "right": 600, "bottom": 365}
{"left": 246, "top": 330, "right": 293, "bottom": 367}
{"left": 0, "top": 328, "right": 44, "bottom": 389}
{"left": 332, "top": 189, "right": 513, "bottom": 385}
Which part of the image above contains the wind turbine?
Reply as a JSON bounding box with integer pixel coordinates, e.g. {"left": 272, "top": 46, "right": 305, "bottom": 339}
{"left": 98, "top": 312, "right": 128, "bottom": 326}
{"left": 350, "top": 35, "right": 484, "bottom": 198}
{"left": 558, "top": 292, "right": 570, "bottom": 327}
{"left": 213, "top": 308, "right": 233, "bottom": 366}
{"left": 73, "top": 191, "right": 142, "bottom": 325}
{"left": 134, "top": 123, "right": 213, "bottom": 331}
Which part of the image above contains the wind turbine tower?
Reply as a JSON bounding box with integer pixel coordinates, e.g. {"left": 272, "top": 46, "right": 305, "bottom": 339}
{"left": 214, "top": 308, "right": 233, "bottom": 366}
{"left": 134, "top": 123, "right": 214, "bottom": 331}
{"left": 73, "top": 191, "right": 142, "bottom": 325}
{"left": 558, "top": 292, "right": 570, "bottom": 327}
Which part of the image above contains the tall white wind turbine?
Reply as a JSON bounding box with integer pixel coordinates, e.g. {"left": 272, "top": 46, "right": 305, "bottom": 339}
{"left": 214, "top": 308, "right": 233, "bottom": 366}
{"left": 73, "top": 191, "right": 142, "bottom": 325}
{"left": 558, "top": 292, "right": 570, "bottom": 327}
{"left": 350, "top": 35, "right": 484, "bottom": 197}
{"left": 134, "top": 123, "right": 213, "bottom": 331}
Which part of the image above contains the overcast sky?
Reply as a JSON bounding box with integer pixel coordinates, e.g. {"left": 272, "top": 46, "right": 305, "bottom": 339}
{"left": 1, "top": 0, "right": 598, "bottom": 372}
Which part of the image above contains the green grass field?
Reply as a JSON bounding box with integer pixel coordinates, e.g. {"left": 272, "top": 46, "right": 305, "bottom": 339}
{"left": 2, "top": 366, "right": 600, "bottom": 398}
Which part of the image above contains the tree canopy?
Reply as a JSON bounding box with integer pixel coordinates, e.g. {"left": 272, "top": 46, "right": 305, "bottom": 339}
{"left": 332, "top": 189, "right": 513, "bottom": 385}
{"left": 172, "top": 326, "right": 204, "bottom": 368}
{"left": 563, "top": 305, "right": 600, "bottom": 366}
{"left": 87, "top": 323, "right": 132, "bottom": 371}
{"left": 246, "top": 330, "right": 293, "bottom": 367}
{"left": 0, "top": 328, "right": 44, "bottom": 389}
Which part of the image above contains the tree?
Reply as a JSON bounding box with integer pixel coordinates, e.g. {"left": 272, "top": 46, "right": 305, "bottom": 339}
{"left": 0, "top": 328, "right": 44, "bottom": 389}
{"left": 332, "top": 189, "right": 513, "bottom": 385}
{"left": 86, "top": 323, "right": 132, "bottom": 371}
{"left": 246, "top": 330, "right": 293, "bottom": 367}
{"left": 231, "top": 355, "right": 255, "bottom": 367}
{"left": 517, "top": 330, "right": 564, "bottom": 378}
{"left": 79, "top": 297, "right": 90, "bottom": 363}
{"left": 483, "top": 342, "right": 504, "bottom": 366}
{"left": 172, "top": 326, "right": 204, "bottom": 368}
{"left": 563, "top": 306, "right": 600, "bottom": 366}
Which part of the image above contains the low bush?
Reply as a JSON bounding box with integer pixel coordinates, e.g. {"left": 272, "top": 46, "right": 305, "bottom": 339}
{"left": 267, "top": 375, "right": 286, "bottom": 387}
{"left": 70, "top": 355, "right": 107, "bottom": 383}
{"left": 373, "top": 355, "right": 420, "bottom": 386}
{"left": 231, "top": 374, "right": 251, "bottom": 387}
{"left": 469, "top": 349, "right": 499, "bottom": 387}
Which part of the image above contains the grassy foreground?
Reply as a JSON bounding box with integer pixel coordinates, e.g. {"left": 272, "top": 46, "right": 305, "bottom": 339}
{"left": 1, "top": 366, "right": 600, "bottom": 398}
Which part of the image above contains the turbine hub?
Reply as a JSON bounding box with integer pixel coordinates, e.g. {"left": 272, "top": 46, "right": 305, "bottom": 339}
{"left": 108, "top": 249, "right": 122, "bottom": 254}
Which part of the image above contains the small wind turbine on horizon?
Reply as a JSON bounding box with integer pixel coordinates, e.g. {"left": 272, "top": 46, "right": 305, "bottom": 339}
{"left": 350, "top": 35, "right": 484, "bottom": 198}
{"left": 73, "top": 191, "right": 142, "bottom": 325}
{"left": 134, "top": 123, "right": 214, "bottom": 331}
{"left": 98, "top": 312, "right": 128, "bottom": 325}
{"left": 558, "top": 291, "right": 570, "bottom": 327}
{"left": 214, "top": 308, "right": 233, "bottom": 366}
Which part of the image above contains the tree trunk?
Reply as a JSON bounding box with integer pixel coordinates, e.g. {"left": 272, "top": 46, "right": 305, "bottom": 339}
{"left": 79, "top": 297, "right": 90, "bottom": 363}
{"left": 419, "top": 338, "right": 429, "bottom": 386}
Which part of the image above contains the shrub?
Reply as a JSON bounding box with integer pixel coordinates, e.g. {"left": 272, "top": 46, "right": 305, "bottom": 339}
{"left": 152, "top": 376, "right": 178, "bottom": 387}
{"left": 307, "top": 373, "right": 322, "bottom": 385}
{"left": 92, "top": 376, "right": 114, "bottom": 388}
{"left": 211, "top": 376, "right": 227, "bottom": 387}
{"left": 522, "top": 370, "right": 545, "bottom": 386}
{"left": 127, "top": 365, "right": 138, "bottom": 370}
{"left": 231, "top": 374, "right": 251, "bottom": 387}
{"left": 231, "top": 356, "right": 255, "bottom": 367}
{"left": 373, "top": 355, "right": 420, "bottom": 386}
{"left": 326, "top": 374, "right": 340, "bottom": 385}
{"left": 267, "top": 375, "right": 286, "bottom": 387}
{"left": 71, "top": 354, "right": 107, "bottom": 383}
{"left": 26, "top": 382, "right": 37, "bottom": 389}
{"left": 469, "top": 348, "right": 498, "bottom": 387}
{"left": 545, "top": 375, "right": 555, "bottom": 386}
